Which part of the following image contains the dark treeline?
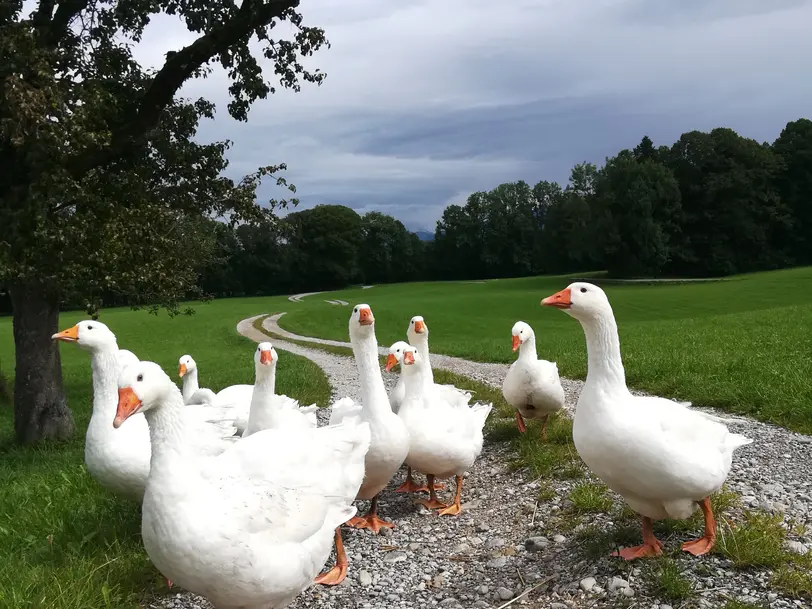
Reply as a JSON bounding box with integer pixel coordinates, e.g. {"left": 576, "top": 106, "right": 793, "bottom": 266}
{"left": 2, "top": 118, "right": 809, "bottom": 315}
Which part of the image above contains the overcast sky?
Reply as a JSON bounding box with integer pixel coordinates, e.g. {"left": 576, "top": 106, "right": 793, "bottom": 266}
{"left": 131, "top": 0, "right": 812, "bottom": 232}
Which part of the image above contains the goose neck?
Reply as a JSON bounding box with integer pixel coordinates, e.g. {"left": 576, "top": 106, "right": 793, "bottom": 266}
{"left": 518, "top": 335, "right": 538, "bottom": 362}
{"left": 90, "top": 345, "right": 121, "bottom": 421}
{"left": 181, "top": 367, "right": 200, "bottom": 402}
{"left": 143, "top": 391, "right": 194, "bottom": 474}
{"left": 410, "top": 333, "right": 434, "bottom": 384}
{"left": 352, "top": 329, "right": 390, "bottom": 416}
{"left": 580, "top": 311, "right": 626, "bottom": 391}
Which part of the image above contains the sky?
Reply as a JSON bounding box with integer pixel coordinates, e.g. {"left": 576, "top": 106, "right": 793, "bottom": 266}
{"left": 131, "top": 0, "right": 812, "bottom": 232}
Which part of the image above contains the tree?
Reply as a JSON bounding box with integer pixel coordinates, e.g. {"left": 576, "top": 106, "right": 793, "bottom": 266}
{"left": 772, "top": 119, "right": 812, "bottom": 264}
{"left": 592, "top": 151, "right": 682, "bottom": 277}
{"left": 664, "top": 129, "right": 789, "bottom": 276}
{"left": 358, "top": 212, "right": 415, "bottom": 284}
{"left": 285, "top": 205, "right": 362, "bottom": 289}
{"left": 1, "top": 1, "right": 328, "bottom": 443}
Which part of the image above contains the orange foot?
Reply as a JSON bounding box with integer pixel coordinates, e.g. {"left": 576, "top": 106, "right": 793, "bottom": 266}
{"left": 314, "top": 564, "right": 347, "bottom": 586}
{"left": 354, "top": 515, "right": 395, "bottom": 535}
{"left": 437, "top": 503, "right": 461, "bottom": 516}
{"left": 611, "top": 542, "right": 663, "bottom": 560}
{"left": 682, "top": 536, "right": 715, "bottom": 556}
{"left": 416, "top": 498, "right": 448, "bottom": 510}
{"left": 344, "top": 516, "right": 365, "bottom": 527}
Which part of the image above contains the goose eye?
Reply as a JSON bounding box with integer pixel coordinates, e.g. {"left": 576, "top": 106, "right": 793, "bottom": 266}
{"left": 580, "top": 287, "right": 587, "bottom": 293}
{"left": 87, "top": 325, "right": 93, "bottom": 330}
{"left": 136, "top": 374, "right": 143, "bottom": 382}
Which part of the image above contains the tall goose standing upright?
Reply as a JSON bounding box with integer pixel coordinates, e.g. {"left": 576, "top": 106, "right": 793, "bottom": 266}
{"left": 330, "top": 304, "right": 410, "bottom": 533}
{"left": 502, "top": 321, "right": 564, "bottom": 438}
{"left": 392, "top": 315, "right": 472, "bottom": 494}
{"left": 541, "top": 283, "right": 752, "bottom": 558}
{"left": 178, "top": 355, "right": 217, "bottom": 405}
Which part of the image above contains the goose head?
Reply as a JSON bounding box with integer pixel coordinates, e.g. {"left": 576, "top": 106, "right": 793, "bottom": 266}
{"left": 177, "top": 354, "right": 198, "bottom": 378}
{"left": 541, "top": 282, "right": 611, "bottom": 322}
{"left": 394, "top": 343, "right": 419, "bottom": 375}
{"left": 113, "top": 361, "right": 172, "bottom": 427}
{"left": 407, "top": 315, "right": 427, "bottom": 343}
{"left": 254, "top": 341, "right": 278, "bottom": 368}
{"left": 511, "top": 321, "right": 534, "bottom": 351}
{"left": 52, "top": 320, "right": 117, "bottom": 351}
{"left": 385, "top": 340, "right": 412, "bottom": 372}
{"left": 349, "top": 304, "right": 375, "bottom": 338}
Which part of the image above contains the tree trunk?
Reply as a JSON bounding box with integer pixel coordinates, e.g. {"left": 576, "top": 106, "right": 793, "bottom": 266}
{"left": 10, "top": 282, "right": 75, "bottom": 444}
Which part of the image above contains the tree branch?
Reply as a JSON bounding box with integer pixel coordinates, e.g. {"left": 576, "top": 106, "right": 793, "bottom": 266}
{"left": 69, "top": 0, "right": 298, "bottom": 177}
{"left": 35, "top": 0, "right": 91, "bottom": 46}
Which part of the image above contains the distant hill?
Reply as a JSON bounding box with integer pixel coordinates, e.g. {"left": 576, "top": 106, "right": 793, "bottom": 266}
{"left": 414, "top": 230, "right": 434, "bottom": 241}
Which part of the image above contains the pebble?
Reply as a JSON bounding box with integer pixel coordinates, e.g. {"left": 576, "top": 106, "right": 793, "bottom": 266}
{"left": 608, "top": 577, "right": 629, "bottom": 592}
{"left": 579, "top": 577, "right": 597, "bottom": 592}
{"left": 524, "top": 536, "right": 549, "bottom": 552}
{"left": 496, "top": 587, "right": 513, "bottom": 601}
{"left": 358, "top": 570, "right": 372, "bottom": 586}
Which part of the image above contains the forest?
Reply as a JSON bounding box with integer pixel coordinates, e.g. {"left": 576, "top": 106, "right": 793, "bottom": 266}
{"left": 124, "top": 118, "right": 812, "bottom": 300}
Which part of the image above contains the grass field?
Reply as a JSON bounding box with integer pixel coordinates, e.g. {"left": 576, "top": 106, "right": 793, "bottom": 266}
{"left": 276, "top": 266, "right": 812, "bottom": 434}
{"left": 0, "top": 298, "right": 331, "bottom": 609}
{"left": 1, "top": 266, "right": 810, "bottom": 607}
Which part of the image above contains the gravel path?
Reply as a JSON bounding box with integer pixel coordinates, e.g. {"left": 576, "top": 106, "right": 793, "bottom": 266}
{"left": 149, "top": 314, "right": 812, "bottom": 609}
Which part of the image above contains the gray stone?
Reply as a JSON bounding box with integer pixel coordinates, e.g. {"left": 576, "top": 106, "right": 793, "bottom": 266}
{"left": 524, "top": 536, "right": 549, "bottom": 552}
{"left": 579, "top": 577, "right": 597, "bottom": 592}
{"left": 496, "top": 587, "right": 513, "bottom": 601}
{"left": 358, "top": 570, "right": 373, "bottom": 587}
{"left": 622, "top": 587, "right": 635, "bottom": 597}
{"left": 486, "top": 557, "right": 508, "bottom": 569}
{"left": 476, "top": 585, "right": 489, "bottom": 595}
{"left": 383, "top": 551, "right": 407, "bottom": 563}
{"left": 786, "top": 540, "right": 809, "bottom": 555}
{"left": 608, "top": 577, "right": 629, "bottom": 592}
{"left": 484, "top": 537, "right": 506, "bottom": 550}
{"left": 553, "top": 534, "right": 567, "bottom": 543}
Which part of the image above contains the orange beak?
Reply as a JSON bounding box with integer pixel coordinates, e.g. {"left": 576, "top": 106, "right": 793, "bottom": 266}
{"left": 259, "top": 349, "right": 273, "bottom": 365}
{"left": 403, "top": 351, "right": 415, "bottom": 366}
{"left": 178, "top": 363, "right": 187, "bottom": 378}
{"left": 358, "top": 307, "right": 374, "bottom": 326}
{"left": 52, "top": 325, "right": 80, "bottom": 342}
{"left": 413, "top": 320, "right": 426, "bottom": 333}
{"left": 113, "top": 387, "right": 142, "bottom": 428}
{"left": 541, "top": 287, "right": 572, "bottom": 309}
{"left": 512, "top": 335, "right": 521, "bottom": 351}
{"left": 385, "top": 353, "right": 398, "bottom": 372}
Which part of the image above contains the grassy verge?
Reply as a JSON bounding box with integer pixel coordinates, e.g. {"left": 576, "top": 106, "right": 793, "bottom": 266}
{"left": 0, "top": 297, "right": 330, "bottom": 609}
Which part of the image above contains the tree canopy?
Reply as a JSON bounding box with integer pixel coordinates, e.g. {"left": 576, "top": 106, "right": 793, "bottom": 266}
{"left": 1, "top": 0, "right": 328, "bottom": 443}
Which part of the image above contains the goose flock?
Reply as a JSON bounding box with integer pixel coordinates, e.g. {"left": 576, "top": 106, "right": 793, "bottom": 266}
{"left": 50, "top": 282, "right": 752, "bottom": 608}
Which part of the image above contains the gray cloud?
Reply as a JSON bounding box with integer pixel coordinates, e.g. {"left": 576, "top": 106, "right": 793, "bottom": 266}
{"left": 131, "top": 0, "right": 812, "bottom": 231}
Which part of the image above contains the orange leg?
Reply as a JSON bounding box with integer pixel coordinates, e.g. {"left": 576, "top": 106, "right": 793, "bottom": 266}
{"left": 515, "top": 411, "right": 527, "bottom": 433}
{"left": 352, "top": 495, "right": 395, "bottom": 534}
{"left": 539, "top": 414, "right": 549, "bottom": 440}
{"left": 415, "top": 475, "right": 448, "bottom": 510}
{"left": 395, "top": 467, "right": 445, "bottom": 493}
{"left": 437, "top": 475, "right": 464, "bottom": 516}
{"left": 315, "top": 528, "right": 348, "bottom": 585}
{"left": 612, "top": 516, "right": 663, "bottom": 560}
{"left": 682, "top": 497, "right": 716, "bottom": 556}
{"left": 344, "top": 516, "right": 364, "bottom": 527}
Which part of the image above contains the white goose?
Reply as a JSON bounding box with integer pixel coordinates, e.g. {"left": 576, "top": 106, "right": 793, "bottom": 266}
{"left": 541, "top": 283, "right": 752, "bottom": 559}
{"left": 390, "top": 315, "right": 473, "bottom": 494}
{"left": 243, "top": 342, "right": 318, "bottom": 436}
{"left": 387, "top": 342, "right": 492, "bottom": 515}
{"left": 113, "top": 360, "right": 370, "bottom": 608}
{"left": 329, "top": 304, "right": 410, "bottom": 534}
{"left": 501, "top": 321, "right": 564, "bottom": 438}
{"left": 178, "top": 355, "right": 217, "bottom": 405}
{"left": 177, "top": 354, "right": 253, "bottom": 433}
{"left": 53, "top": 321, "right": 238, "bottom": 502}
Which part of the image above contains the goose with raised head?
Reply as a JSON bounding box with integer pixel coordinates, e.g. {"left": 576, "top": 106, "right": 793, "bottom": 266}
{"left": 501, "top": 321, "right": 564, "bottom": 438}
{"left": 113, "top": 360, "right": 370, "bottom": 608}
{"left": 386, "top": 342, "right": 492, "bottom": 516}
{"left": 243, "top": 342, "right": 318, "bottom": 436}
{"left": 541, "top": 283, "right": 752, "bottom": 559}
{"left": 392, "top": 315, "right": 472, "bottom": 494}
{"left": 52, "top": 321, "right": 238, "bottom": 502}
{"left": 329, "top": 304, "right": 409, "bottom": 534}
{"left": 178, "top": 355, "right": 217, "bottom": 406}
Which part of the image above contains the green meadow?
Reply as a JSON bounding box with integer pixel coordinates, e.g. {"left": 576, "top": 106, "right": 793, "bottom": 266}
{"left": 278, "top": 266, "right": 812, "bottom": 433}
{"left": 1, "top": 266, "right": 810, "bottom": 607}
